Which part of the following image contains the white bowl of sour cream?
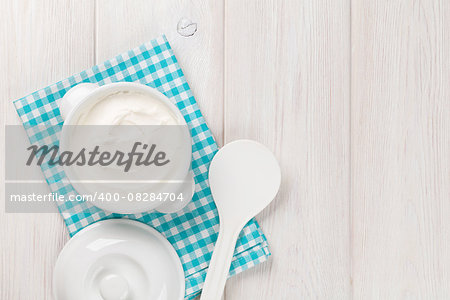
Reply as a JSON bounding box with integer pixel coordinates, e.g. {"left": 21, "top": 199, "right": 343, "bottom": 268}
{"left": 59, "top": 82, "right": 194, "bottom": 214}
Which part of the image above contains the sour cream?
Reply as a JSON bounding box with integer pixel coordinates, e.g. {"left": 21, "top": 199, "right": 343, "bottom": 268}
{"left": 75, "top": 91, "right": 180, "bottom": 126}
{"left": 65, "top": 90, "right": 187, "bottom": 196}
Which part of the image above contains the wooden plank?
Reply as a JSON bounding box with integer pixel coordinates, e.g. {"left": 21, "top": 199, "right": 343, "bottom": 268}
{"left": 351, "top": 0, "right": 450, "bottom": 298}
{"left": 96, "top": 0, "right": 224, "bottom": 144}
{"left": 224, "top": 0, "right": 351, "bottom": 298}
{"left": 95, "top": 1, "right": 223, "bottom": 298}
{"left": 0, "top": 1, "right": 95, "bottom": 299}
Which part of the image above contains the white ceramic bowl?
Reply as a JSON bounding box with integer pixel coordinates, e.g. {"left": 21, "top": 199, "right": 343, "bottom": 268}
{"left": 53, "top": 219, "right": 185, "bottom": 300}
{"left": 59, "top": 82, "right": 194, "bottom": 214}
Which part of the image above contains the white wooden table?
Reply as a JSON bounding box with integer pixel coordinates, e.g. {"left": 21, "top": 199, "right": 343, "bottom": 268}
{"left": 1, "top": 0, "right": 449, "bottom": 299}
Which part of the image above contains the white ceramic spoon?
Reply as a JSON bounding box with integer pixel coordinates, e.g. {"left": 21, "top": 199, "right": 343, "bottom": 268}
{"left": 200, "top": 140, "right": 281, "bottom": 300}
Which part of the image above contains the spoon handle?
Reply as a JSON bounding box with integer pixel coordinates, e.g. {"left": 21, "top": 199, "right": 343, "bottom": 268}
{"left": 200, "top": 224, "right": 240, "bottom": 300}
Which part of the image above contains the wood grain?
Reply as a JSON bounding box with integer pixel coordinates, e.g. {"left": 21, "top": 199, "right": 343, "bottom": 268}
{"left": 223, "top": 0, "right": 351, "bottom": 298}
{"left": 0, "top": 1, "right": 94, "bottom": 299}
{"left": 351, "top": 0, "right": 450, "bottom": 298}
{"left": 2, "top": 0, "right": 450, "bottom": 299}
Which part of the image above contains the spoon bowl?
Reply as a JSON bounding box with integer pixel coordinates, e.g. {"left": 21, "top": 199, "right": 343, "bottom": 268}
{"left": 209, "top": 139, "right": 281, "bottom": 226}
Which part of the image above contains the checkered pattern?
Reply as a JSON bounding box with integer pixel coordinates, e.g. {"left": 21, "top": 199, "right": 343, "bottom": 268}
{"left": 14, "top": 35, "right": 270, "bottom": 299}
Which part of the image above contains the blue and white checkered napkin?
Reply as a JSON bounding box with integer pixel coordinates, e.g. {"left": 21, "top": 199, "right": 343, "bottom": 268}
{"left": 14, "top": 35, "right": 270, "bottom": 299}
